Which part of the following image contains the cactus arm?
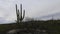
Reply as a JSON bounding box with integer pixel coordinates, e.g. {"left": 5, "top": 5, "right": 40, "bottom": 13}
{"left": 16, "top": 4, "right": 18, "bottom": 21}
{"left": 16, "top": 4, "right": 20, "bottom": 23}
{"left": 17, "top": 9, "right": 20, "bottom": 23}
{"left": 16, "top": 4, "right": 17, "bottom": 15}
{"left": 22, "top": 9, "right": 25, "bottom": 19}
{"left": 16, "top": 4, "right": 19, "bottom": 20}
{"left": 16, "top": 4, "right": 19, "bottom": 18}
{"left": 17, "top": 9, "right": 19, "bottom": 19}
{"left": 20, "top": 4, "right": 22, "bottom": 19}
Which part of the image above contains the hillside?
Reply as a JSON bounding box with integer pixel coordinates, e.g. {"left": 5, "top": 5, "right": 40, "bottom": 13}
{"left": 0, "top": 20, "right": 60, "bottom": 34}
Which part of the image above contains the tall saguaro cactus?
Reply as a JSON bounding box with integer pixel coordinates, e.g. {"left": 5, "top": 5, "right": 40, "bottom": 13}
{"left": 16, "top": 4, "right": 25, "bottom": 23}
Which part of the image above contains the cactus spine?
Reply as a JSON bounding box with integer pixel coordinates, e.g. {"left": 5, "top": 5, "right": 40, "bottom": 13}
{"left": 16, "top": 4, "right": 25, "bottom": 23}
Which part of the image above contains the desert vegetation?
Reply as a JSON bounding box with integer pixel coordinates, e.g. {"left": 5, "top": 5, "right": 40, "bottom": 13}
{"left": 0, "top": 20, "right": 60, "bottom": 34}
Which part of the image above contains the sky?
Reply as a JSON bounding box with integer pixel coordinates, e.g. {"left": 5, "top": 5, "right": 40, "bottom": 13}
{"left": 0, "top": 0, "right": 60, "bottom": 23}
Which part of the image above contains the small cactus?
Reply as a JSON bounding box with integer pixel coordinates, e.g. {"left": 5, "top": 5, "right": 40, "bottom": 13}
{"left": 16, "top": 4, "right": 25, "bottom": 23}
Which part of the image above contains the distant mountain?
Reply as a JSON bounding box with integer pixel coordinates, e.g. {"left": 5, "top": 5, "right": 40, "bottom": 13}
{"left": 0, "top": 17, "right": 14, "bottom": 24}
{"left": 40, "top": 12, "right": 60, "bottom": 20}
{"left": 24, "top": 12, "right": 60, "bottom": 21}
{"left": 0, "top": 17, "right": 7, "bottom": 23}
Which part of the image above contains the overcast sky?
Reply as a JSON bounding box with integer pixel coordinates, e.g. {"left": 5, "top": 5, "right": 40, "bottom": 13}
{"left": 0, "top": 0, "right": 60, "bottom": 23}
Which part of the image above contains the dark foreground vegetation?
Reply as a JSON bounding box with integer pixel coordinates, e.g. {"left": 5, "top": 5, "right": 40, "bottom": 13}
{"left": 0, "top": 20, "right": 60, "bottom": 34}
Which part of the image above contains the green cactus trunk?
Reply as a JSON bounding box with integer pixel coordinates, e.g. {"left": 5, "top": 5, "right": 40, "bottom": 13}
{"left": 16, "top": 4, "right": 25, "bottom": 24}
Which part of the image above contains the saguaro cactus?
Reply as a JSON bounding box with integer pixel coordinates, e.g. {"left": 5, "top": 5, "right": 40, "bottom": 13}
{"left": 16, "top": 4, "right": 25, "bottom": 23}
